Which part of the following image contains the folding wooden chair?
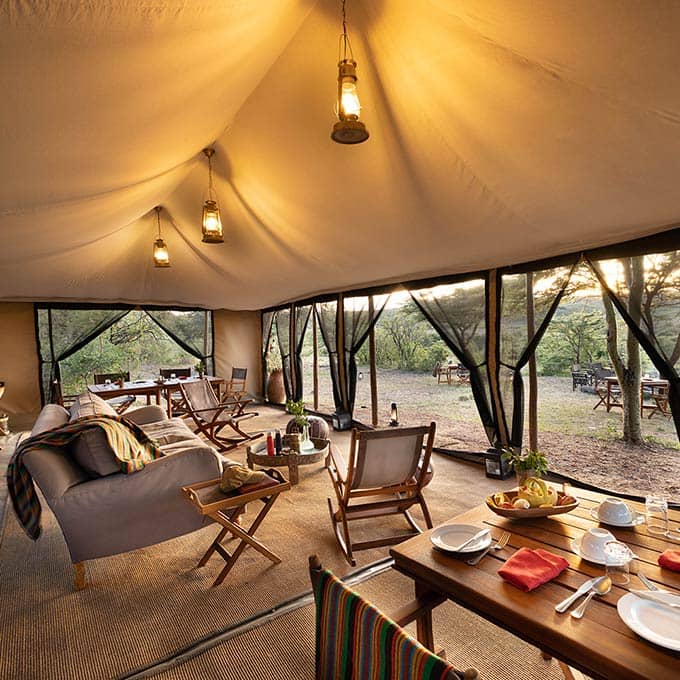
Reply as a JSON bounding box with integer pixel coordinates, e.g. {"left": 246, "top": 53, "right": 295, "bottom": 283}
{"left": 92, "top": 372, "right": 135, "bottom": 414}
{"left": 326, "top": 422, "right": 436, "bottom": 566}
{"left": 179, "top": 378, "right": 262, "bottom": 452}
{"left": 160, "top": 367, "right": 192, "bottom": 415}
{"left": 308, "top": 555, "right": 477, "bottom": 680}
{"left": 224, "top": 367, "right": 248, "bottom": 400}
{"left": 648, "top": 385, "right": 671, "bottom": 418}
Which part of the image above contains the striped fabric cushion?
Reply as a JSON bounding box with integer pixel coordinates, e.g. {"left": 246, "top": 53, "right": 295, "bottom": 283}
{"left": 315, "top": 569, "right": 464, "bottom": 680}
{"left": 6, "top": 415, "right": 162, "bottom": 540}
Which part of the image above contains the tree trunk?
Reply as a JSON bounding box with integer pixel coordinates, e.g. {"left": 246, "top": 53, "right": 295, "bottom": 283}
{"left": 601, "top": 257, "right": 643, "bottom": 444}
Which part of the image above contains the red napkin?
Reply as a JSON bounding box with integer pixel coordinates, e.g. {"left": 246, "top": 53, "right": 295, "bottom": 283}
{"left": 658, "top": 549, "right": 680, "bottom": 572}
{"left": 498, "top": 547, "right": 569, "bottom": 592}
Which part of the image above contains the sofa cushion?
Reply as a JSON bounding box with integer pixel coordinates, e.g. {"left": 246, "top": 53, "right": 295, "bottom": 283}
{"left": 138, "top": 418, "right": 204, "bottom": 447}
{"left": 31, "top": 404, "right": 70, "bottom": 437}
{"left": 69, "top": 391, "right": 117, "bottom": 421}
{"left": 71, "top": 429, "right": 121, "bottom": 478}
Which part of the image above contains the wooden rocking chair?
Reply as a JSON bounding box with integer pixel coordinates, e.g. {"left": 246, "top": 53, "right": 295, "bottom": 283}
{"left": 179, "top": 378, "right": 262, "bottom": 452}
{"left": 326, "top": 422, "right": 436, "bottom": 566}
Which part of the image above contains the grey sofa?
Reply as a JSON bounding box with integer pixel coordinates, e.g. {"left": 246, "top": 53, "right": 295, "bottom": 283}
{"left": 23, "top": 393, "right": 226, "bottom": 588}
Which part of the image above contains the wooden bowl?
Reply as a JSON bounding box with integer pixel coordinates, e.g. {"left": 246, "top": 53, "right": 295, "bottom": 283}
{"left": 486, "top": 489, "right": 578, "bottom": 519}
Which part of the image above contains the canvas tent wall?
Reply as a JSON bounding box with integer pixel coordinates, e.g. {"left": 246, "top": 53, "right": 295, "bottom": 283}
{"left": 1, "top": 2, "right": 680, "bottom": 312}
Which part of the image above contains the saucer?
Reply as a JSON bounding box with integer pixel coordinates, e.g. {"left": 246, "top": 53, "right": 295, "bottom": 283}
{"left": 589, "top": 506, "right": 645, "bottom": 527}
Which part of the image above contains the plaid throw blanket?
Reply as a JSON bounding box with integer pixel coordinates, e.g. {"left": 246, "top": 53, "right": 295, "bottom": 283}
{"left": 6, "top": 415, "right": 162, "bottom": 541}
{"left": 315, "top": 569, "right": 464, "bottom": 680}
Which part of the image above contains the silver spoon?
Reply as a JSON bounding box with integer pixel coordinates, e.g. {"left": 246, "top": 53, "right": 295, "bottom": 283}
{"left": 571, "top": 576, "right": 612, "bottom": 619}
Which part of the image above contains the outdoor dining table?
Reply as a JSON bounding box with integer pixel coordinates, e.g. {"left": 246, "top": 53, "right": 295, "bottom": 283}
{"left": 390, "top": 487, "right": 680, "bottom": 680}
{"left": 88, "top": 375, "right": 223, "bottom": 417}
{"left": 601, "top": 377, "right": 670, "bottom": 415}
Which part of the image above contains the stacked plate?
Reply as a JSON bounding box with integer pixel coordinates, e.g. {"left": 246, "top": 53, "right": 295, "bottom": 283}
{"left": 618, "top": 592, "right": 680, "bottom": 651}
{"left": 430, "top": 524, "right": 491, "bottom": 554}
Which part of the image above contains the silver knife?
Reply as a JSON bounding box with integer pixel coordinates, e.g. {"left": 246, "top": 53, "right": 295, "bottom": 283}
{"left": 555, "top": 578, "right": 596, "bottom": 613}
{"left": 453, "top": 528, "right": 490, "bottom": 552}
{"left": 631, "top": 590, "right": 680, "bottom": 610}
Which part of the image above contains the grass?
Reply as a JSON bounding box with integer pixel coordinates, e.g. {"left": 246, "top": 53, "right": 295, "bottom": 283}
{"left": 301, "top": 366, "right": 678, "bottom": 450}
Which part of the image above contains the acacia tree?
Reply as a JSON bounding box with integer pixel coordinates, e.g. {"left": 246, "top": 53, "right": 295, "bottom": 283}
{"left": 600, "top": 256, "right": 644, "bottom": 444}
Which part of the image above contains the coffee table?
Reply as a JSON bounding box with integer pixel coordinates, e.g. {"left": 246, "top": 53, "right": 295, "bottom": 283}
{"left": 247, "top": 438, "right": 329, "bottom": 485}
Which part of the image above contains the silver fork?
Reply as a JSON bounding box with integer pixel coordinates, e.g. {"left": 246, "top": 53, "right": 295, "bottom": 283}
{"left": 638, "top": 572, "right": 660, "bottom": 591}
{"left": 466, "top": 531, "right": 510, "bottom": 565}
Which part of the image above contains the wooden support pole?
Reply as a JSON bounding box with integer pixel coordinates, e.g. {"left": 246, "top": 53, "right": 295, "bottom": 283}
{"left": 369, "top": 297, "right": 378, "bottom": 427}
{"left": 526, "top": 271, "right": 538, "bottom": 452}
{"left": 313, "top": 307, "right": 319, "bottom": 411}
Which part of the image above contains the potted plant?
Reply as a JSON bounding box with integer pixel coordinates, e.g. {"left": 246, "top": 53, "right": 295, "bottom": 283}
{"left": 501, "top": 448, "right": 549, "bottom": 486}
{"left": 286, "top": 399, "right": 309, "bottom": 429}
{"left": 194, "top": 360, "right": 206, "bottom": 378}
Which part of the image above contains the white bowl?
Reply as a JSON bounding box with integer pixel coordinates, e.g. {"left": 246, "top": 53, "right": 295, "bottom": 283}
{"left": 597, "top": 497, "right": 633, "bottom": 524}
{"left": 580, "top": 527, "right": 616, "bottom": 562}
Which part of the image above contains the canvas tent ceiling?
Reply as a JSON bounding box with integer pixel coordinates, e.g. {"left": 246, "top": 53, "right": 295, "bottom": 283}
{"left": 1, "top": 1, "right": 679, "bottom": 311}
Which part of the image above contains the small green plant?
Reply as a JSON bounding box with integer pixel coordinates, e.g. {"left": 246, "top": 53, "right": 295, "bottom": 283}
{"left": 286, "top": 398, "right": 308, "bottom": 428}
{"left": 194, "top": 360, "right": 206, "bottom": 375}
{"left": 501, "top": 448, "right": 549, "bottom": 477}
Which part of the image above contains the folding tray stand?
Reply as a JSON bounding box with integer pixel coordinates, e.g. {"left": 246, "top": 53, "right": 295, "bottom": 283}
{"left": 182, "top": 468, "right": 290, "bottom": 586}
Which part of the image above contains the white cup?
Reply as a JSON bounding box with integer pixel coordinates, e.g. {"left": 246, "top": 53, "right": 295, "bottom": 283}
{"left": 580, "top": 527, "right": 616, "bottom": 562}
{"left": 597, "top": 497, "right": 633, "bottom": 524}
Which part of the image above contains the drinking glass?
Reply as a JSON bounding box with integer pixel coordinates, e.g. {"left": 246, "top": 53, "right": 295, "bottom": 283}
{"left": 104, "top": 379, "right": 111, "bottom": 385}
{"left": 170, "top": 373, "right": 176, "bottom": 380}
{"left": 645, "top": 494, "right": 669, "bottom": 536}
{"left": 604, "top": 540, "right": 632, "bottom": 585}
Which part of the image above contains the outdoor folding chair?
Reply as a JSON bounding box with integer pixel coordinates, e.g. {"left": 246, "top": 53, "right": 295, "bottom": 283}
{"left": 326, "top": 422, "right": 436, "bottom": 566}
{"left": 308, "top": 555, "right": 477, "bottom": 680}
{"left": 224, "top": 367, "right": 248, "bottom": 400}
{"left": 648, "top": 385, "right": 671, "bottom": 419}
{"left": 93, "top": 372, "right": 135, "bottom": 414}
{"left": 179, "top": 378, "right": 261, "bottom": 452}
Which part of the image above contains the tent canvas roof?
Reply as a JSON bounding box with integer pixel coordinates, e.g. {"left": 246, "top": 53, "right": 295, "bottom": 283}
{"left": 1, "top": 0, "right": 679, "bottom": 310}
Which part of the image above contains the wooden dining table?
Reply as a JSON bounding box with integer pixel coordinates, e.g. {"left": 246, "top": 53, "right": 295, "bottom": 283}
{"left": 601, "top": 376, "right": 669, "bottom": 415}
{"left": 390, "top": 487, "right": 680, "bottom": 680}
{"left": 88, "top": 375, "right": 223, "bottom": 417}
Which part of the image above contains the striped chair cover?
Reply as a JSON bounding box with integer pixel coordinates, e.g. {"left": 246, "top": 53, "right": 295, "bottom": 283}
{"left": 314, "top": 567, "right": 467, "bottom": 680}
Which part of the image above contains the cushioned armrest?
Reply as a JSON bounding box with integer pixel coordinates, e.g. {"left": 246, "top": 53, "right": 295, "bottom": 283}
{"left": 124, "top": 405, "right": 168, "bottom": 425}
{"left": 23, "top": 448, "right": 89, "bottom": 500}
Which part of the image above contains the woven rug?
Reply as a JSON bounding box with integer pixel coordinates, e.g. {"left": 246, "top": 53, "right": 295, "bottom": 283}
{"left": 148, "top": 570, "right": 565, "bottom": 680}
{"left": 0, "top": 420, "right": 536, "bottom": 680}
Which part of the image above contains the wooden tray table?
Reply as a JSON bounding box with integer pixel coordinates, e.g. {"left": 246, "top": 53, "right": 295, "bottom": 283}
{"left": 182, "top": 468, "right": 290, "bottom": 586}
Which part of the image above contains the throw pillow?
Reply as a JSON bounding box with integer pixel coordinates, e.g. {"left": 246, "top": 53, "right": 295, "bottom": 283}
{"left": 69, "top": 391, "right": 118, "bottom": 421}
{"left": 71, "top": 428, "right": 121, "bottom": 477}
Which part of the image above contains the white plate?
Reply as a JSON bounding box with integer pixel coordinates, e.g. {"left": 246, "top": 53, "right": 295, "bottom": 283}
{"left": 589, "top": 506, "right": 645, "bottom": 527}
{"left": 618, "top": 592, "right": 680, "bottom": 651}
{"left": 430, "top": 524, "right": 491, "bottom": 554}
{"left": 569, "top": 537, "right": 607, "bottom": 565}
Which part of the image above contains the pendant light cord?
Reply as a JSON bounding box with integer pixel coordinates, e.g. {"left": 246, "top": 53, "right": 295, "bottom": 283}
{"left": 338, "top": 0, "right": 354, "bottom": 62}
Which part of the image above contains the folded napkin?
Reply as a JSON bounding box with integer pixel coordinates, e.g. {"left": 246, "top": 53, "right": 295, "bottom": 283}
{"left": 658, "top": 549, "right": 680, "bottom": 572}
{"left": 498, "top": 547, "right": 569, "bottom": 592}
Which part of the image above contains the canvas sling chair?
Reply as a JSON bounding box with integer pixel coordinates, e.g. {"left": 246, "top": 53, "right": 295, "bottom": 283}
{"left": 326, "top": 422, "right": 436, "bottom": 566}
{"left": 178, "top": 378, "right": 262, "bottom": 452}
{"left": 308, "top": 554, "right": 478, "bottom": 680}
